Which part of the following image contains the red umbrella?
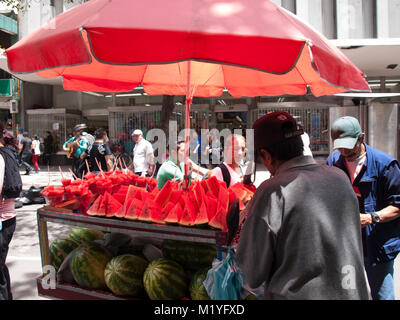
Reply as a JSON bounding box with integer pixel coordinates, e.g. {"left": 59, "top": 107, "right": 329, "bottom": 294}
{"left": 5, "top": 0, "right": 370, "bottom": 180}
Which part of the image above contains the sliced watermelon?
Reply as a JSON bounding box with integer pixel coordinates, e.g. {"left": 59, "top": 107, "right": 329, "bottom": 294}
{"left": 154, "top": 180, "right": 173, "bottom": 208}
{"left": 204, "top": 193, "right": 218, "bottom": 221}
{"left": 169, "top": 189, "right": 184, "bottom": 204}
{"left": 208, "top": 207, "right": 228, "bottom": 231}
{"left": 152, "top": 202, "right": 174, "bottom": 224}
{"left": 205, "top": 176, "right": 220, "bottom": 198}
{"left": 217, "top": 185, "right": 230, "bottom": 216}
{"left": 165, "top": 202, "right": 183, "bottom": 224}
{"left": 140, "top": 198, "right": 160, "bottom": 223}
{"left": 193, "top": 182, "right": 206, "bottom": 210}
{"left": 125, "top": 199, "right": 144, "bottom": 221}
{"left": 182, "top": 193, "right": 198, "bottom": 222}
{"left": 179, "top": 208, "right": 196, "bottom": 227}
{"left": 194, "top": 201, "right": 209, "bottom": 226}
{"left": 112, "top": 192, "right": 127, "bottom": 204}
{"left": 106, "top": 193, "right": 123, "bottom": 218}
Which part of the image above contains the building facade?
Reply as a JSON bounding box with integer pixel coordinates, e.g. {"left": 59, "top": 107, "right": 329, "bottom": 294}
{"left": 9, "top": 0, "right": 400, "bottom": 160}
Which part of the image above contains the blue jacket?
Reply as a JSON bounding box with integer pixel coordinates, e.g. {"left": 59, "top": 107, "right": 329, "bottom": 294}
{"left": 326, "top": 143, "right": 400, "bottom": 265}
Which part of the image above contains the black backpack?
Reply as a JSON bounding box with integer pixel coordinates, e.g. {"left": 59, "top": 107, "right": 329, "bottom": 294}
{"left": 0, "top": 146, "right": 23, "bottom": 199}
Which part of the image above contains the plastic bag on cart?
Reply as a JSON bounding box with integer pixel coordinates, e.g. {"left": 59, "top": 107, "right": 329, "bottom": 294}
{"left": 57, "top": 250, "right": 77, "bottom": 285}
{"left": 203, "top": 247, "right": 245, "bottom": 300}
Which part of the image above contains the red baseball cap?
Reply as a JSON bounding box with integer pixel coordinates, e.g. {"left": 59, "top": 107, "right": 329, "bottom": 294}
{"left": 253, "top": 111, "right": 303, "bottom": 150}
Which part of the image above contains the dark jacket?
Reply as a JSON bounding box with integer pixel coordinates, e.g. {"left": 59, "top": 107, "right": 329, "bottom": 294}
{"left": 237, "top": 156, "right": 370, "bottom": 300}
{"left": 326, "top": 143, "right": 400, "bottom": 265}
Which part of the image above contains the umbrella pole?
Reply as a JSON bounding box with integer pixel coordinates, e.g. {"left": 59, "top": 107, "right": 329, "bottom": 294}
{"left": 184, "top": 61, "right": 192, "bottom": 189}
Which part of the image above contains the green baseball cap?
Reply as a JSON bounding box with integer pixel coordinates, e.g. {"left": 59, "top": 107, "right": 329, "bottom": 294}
{"left": 331, "top": 116, "right": 362, "bottom": 150}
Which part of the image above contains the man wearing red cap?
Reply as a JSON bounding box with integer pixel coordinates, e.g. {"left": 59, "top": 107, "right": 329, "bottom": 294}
{"left": 236, "top": 111, "right": 369, "bottom": 300}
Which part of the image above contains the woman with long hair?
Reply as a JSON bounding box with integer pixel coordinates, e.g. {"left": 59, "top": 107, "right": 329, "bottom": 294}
{"left": 0, "top": 122, "right": 22, "bottom": 300}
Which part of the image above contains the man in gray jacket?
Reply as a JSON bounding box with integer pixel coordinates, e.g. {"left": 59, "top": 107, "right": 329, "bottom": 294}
{"left": 236, "top": 111, "right": 370, "bottom": 300}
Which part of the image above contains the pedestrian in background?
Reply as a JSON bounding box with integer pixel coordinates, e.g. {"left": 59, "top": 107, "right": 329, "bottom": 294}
{"left": 326, "top": 116, "right": 400, "bottom": 300}
{"left": 31, "top": 135, "right": 41, "bottom": 174}
{"left": 43, "top": 131, "right": 53, "bottom": 166}
{"left": 130, "top": 129, "right": 155, "bottom": 177}
{"left": 236, "top": 111, "right": 370, "bottom": 299}
{"left": 0, "top": 122, "right": 22, "bottom": 300}
{"left": 19, "top": 132, "right": 34, "bottom": 176}
{"left": 87, "top": 128, "right": 113, "bottom": 174}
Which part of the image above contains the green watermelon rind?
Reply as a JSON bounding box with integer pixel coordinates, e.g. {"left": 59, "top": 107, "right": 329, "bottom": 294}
{"left": 189, "top": 268, "right": 211, "bottom": 300}
{"left": 49, "top": 238, "right": 79, "bottom": 271}
{"left": 143, "top": 258, "right": 188, "bottom": 300}
{"left": 68, "top": 227, "right": 105, "bottom": 244}
{"left": 70, "top": 242, "right": 113, "bottom": 290}
{"left": 104, "top": 254, "right": 149, "bottom": 297}
{"left": 161, "top": 240, "right": 217, "bottom": 271}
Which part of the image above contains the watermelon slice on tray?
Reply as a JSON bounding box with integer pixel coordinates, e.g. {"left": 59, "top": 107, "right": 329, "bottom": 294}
{"left": 125, "top": 199, "right": 144, "bottom": 221}
{"left": 164, "top": 202, "right": 183, "bottom": 225}
{"left": 140, "top": 198, "right": 161, "bottom": 223}
{"left": 87, "top": 194, "right": 103, "bottom": 216}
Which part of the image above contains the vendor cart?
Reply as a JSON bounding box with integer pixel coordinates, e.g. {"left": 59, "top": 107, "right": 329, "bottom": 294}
{"left": 36, "top": 206, "right": 228, "bottom": 300}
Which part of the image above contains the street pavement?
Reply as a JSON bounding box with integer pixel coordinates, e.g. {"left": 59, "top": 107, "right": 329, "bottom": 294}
{"left": 6, "top": 162, "right": 400, "bottom": 300}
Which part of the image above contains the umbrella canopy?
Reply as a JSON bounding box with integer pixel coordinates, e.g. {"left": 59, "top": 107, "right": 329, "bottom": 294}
{"left": 5, "top": 0, "right": 370, "bottom": 97}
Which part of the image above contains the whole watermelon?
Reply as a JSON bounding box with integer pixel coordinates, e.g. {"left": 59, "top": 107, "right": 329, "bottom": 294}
{"left": 189, "top": 268, "right": 211, "bottom": 300}
{"left": 104, "top": 254, "right": 148, "bottom": 297}
{"left": 161, "top": 240, "right": 217, "bottom": 271}
{"left": 143, "top": 258, "right": 188, "bottom": 300}
{"left": 70, "top": 242, "right": 113, "bottom": 290}
{"left": 69, "top": 227, "right": 104, "bottom": 244}
{"left": 49, "top": 238, "right": 79, "bottom": 271}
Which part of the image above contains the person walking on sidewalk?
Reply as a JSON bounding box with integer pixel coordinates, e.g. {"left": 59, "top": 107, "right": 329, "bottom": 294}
{"left": 19, "top": 132, "right": 34, "bottom": 175}
{"left": 326, "top": 116, "right": 400, "bottom": 300}
{"left": 0, "top": 122, "right": 22, "bottom": 300}
{"left": 31, "top": 135, "right": 41, "bottom": 173}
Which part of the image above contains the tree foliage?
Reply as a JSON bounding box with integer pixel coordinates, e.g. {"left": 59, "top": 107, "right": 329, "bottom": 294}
{"left": 0, "top": 0, "right": 76, "bottom": 12}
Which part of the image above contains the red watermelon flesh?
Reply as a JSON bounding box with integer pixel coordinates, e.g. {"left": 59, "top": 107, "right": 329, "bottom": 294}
{"left": 205, "top": 176, "right": 220, "bottom": 198}
{"left": 140, "top": 198, "right": 160, "bottom": 223}
{"left": 182, "top": 194, "right": 198, "bottom": 222}
{"left": 169, "top": 189, "right": 183, "bottom": 204}
{"left": 105, "top": 193, "right": 123, "bottom": 218}
{"left": 125, "top": 199, "right": 144, "bottom": 221}
{"left": 165, "top": 202, "right": 183, "bottom": 224}
{"left": 114, "top": 203, "right": 126, "bottom": 218}
{"left": 97, "top": 194, "right": 107, "bottom": 216}
{"left": 193, "top": 182, "right": 206, "bottom": 210}
{"left": 154, "top": 180, "right": 173, "bottom": 208}
{"left": 188, "top": 190, "right": 199, "bottom": 213}
{"left": 179, "top": 208, "right": 196, "bottom": 227}
{"left": 208, "top": 206, "right": 228, "bottom": 231}
{"left": 200, "top": 180, "right": 209, "bottom": 194}
{"left": 195, "top": 201, "right": 209, "bottom": 226}
{"left": 217, "top": 185, "right": 230, "bottom": 216}
{"left": 229, "top": 183, "right": 249, "bottom": 202}
{"left": 112, "top": 192, "right": 127, "bottom": 204}
{"left": 116, "top": 198, "right": 135, "bottom": 219}
{"left": 151, "top": 188, "right": 160, "bottom": 197}
{"left": 204, "top": 193, "right": 218, "bottom": 220}
{"left": 152, "top": 201, "right": 174, "bottom": 224}
{"left": 87, "top": 194, "right": 103, "bottom": 216}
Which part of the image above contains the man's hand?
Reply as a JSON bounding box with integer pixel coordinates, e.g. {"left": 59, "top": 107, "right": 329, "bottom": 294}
{"left": 360, "top": 213, "right": 373, "bottom": 228}
{"left": 147, "top": 166, "right": 154, "bottom": 176}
